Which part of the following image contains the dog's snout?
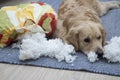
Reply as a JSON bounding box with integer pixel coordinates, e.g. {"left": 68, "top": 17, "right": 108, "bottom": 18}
{"left": 97, "top": 48, "right": 103, "bottom": 54}
{"left": 96, "top": 48, "right": 103, "bottom": 58}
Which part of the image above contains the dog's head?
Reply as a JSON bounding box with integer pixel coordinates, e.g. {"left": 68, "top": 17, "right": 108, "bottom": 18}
{"left": 65, "top": 21, "right": 106, "bottom": 57}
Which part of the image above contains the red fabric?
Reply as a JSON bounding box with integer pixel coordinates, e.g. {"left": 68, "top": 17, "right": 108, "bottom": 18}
{"left": 0, "top": 34, "right": 3, "bottom": 41}
{"left": 38, "top": 13, "right": 56, "bottom": 36}
{"left": 31, "top": 2, "right": 45, "bottom": 6}
{"left": 47, "top": 13, "right": 57, "bottom": 36}
{"left": 5, "top": 38, "right": 13, "bottom": 45}
{"left": 38, "top": 2, "right": 45, "bottom": 5}
{"left": 38, "top": 13, "right": 48, "bottom": 30}
{"left": 30, "top": 2, "right": 57, "bottom": 37}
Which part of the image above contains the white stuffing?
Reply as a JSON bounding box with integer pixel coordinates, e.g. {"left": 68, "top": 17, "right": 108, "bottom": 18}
{"left": 87, "top": 36, "right": 120, "bottom": 63}
{"left": 103, "top": 36, "right": 120, "bottom": 63}
{"left": 14, "top": 24, "right": 120, "bottom": 63}
{"left": 87, "top": 51, "right": 98, "bottom": 62}
{"left": 18, "top": 24, "right": 76, "bottom": 63}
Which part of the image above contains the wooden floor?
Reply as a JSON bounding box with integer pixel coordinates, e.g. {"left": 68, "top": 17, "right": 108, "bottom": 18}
{"left": 0, "top": 63, "right": 120, "bottom": 80}
{"left": 0, "top": 0, "right": 120, "bottom": 80}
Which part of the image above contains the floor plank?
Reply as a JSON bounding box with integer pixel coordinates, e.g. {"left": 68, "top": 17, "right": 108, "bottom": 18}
{"left": 0, "top": 63, "right": 119, "bottom": 80}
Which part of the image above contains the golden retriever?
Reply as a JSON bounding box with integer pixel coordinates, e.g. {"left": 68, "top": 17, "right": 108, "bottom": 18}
{"left": 54, "top": 0, "right": 120, "bottom": 57}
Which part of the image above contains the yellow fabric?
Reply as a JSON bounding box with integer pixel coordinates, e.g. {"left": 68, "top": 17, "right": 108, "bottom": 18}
{"left": 0, "top": 3, "right": 57, "bottom": 47}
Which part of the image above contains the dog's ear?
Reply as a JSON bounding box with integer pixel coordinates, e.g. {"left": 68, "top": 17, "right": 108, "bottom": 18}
{"left": 65, "top": 27, "right": 80, "bottom": 51}
{"left": 99, "top": 26, "right": 106, "bottom": 46}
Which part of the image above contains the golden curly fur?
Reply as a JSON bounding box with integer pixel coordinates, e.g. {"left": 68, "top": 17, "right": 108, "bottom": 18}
{"left": 54, "top": 0, "right": 120, "bottom": 56}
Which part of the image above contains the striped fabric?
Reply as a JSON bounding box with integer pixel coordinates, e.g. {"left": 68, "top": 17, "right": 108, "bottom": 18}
{"left": 0, "top": 2, "right": 57, "bottom": 47}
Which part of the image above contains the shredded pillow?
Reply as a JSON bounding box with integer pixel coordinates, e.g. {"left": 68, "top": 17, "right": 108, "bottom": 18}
{"left": 15, "top": 24, "right": 76, "bottom": 63}
{"left": 0, "top": 2, "right": 57, "bottom": 47}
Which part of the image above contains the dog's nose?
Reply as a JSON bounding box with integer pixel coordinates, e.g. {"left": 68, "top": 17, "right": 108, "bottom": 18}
{"left": 96, "top": 48, "right": 103, "bottom": 58}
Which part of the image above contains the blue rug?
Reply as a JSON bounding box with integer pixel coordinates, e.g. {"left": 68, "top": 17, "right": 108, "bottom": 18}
{"left": 0, "top": 0, "right": 120, "bottom": 76}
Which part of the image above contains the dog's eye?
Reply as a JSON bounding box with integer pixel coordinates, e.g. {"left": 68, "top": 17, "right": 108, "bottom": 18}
{"left": 84, "top": 37, "right": 90, "bottom": 43}
{"left": 97, "top": 36, "right": 101, "bottom": 40}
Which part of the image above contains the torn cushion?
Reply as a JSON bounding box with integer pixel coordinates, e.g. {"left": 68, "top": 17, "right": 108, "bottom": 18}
{"left": 0, "top": 2, "right": 57, "bottom": 47}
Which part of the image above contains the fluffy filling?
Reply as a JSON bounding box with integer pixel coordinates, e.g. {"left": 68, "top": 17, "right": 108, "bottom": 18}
{"left": 17, "top": 24, "right": 76, "bottom": 63}
{"left": 103, "top": 36, "right": 120, "bottom": 63}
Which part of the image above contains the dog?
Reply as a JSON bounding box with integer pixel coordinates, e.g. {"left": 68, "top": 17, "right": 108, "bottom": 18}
{"left": 54, "top": 0, "right": 120, "bottom": 58}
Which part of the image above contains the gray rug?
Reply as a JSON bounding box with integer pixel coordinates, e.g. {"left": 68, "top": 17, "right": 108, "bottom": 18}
{"left": 0, "top": 0, "right": 120, "bottom": 76}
